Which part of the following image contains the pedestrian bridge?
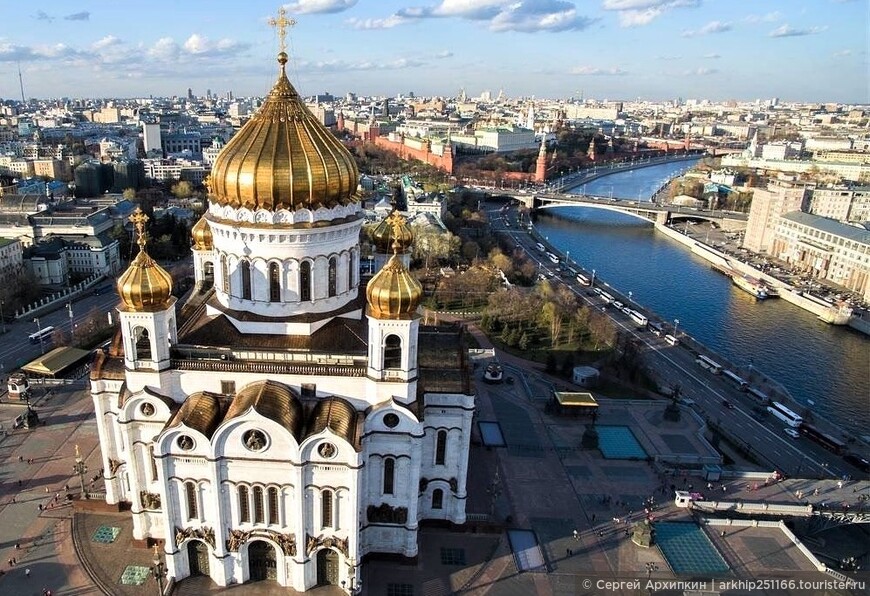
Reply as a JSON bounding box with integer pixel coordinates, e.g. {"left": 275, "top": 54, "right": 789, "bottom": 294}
{"left": 513, "top": 192, "right": 748, "bottom": 231}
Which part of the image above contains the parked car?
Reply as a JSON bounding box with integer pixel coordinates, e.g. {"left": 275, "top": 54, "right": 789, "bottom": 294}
{"left": 783, "top": 428, "right": 800, "bottom": 439}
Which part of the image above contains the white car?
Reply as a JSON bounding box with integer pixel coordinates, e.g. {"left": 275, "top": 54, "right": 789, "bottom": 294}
{"left": 783, "top": 428, "right": 800, "bottom": 439}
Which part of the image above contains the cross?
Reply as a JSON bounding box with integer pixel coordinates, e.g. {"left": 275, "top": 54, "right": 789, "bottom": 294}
{"left": 268, "top": 7, "right": 296, "bottom": 54}
{"left": 129, "top": 206, "right": 149, "bottom": 248}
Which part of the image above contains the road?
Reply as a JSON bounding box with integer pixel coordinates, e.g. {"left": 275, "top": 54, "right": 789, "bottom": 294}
{"left": 487, "top": 200, "right": 856, "bottom": 480}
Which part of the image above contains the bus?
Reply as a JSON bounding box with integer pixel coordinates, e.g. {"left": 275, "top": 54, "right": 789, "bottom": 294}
{"left": 664, "top": 334, "right": 679, "bottom": 346}
{"left": 28, "top": 326, "right": 55, "bottom": 345}
{"left": 695, "top": 354, "right": 722, "bottom": 374}
{"left": 767, "top": 401, "right": 803, "bottom": 428}
{"left": 576, "top": 273, "right": 590, "bottom": 286}
{"left": 799, "top": 423, "right": 846, "bottom": 455}
{"left": 649, "top": 321, "right": 664, "bottom": 336}
{"left": 600, "top": 291, "right": 615, "bottom": 305}
{"left": 535, "top": 242, "right": 546, "bottom": 252}
{"left": 546, "top": 252, "right": 560, "bottom": 264}
{"left": 747, "top": 386, "right": 768, "bottom": 402}
{"left": 722, "top": 370, "right": 748, "bottom": 391}
{"left": 629, "top": 310, "right": 648, "bottom": 328}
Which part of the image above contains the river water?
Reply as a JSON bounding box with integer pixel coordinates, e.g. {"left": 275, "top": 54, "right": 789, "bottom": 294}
{"left": 534, "top": 161, "right": 869, "bottom": 436}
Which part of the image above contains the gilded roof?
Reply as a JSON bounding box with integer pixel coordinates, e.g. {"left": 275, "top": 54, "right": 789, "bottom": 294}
{"left": 191, "top": 215, "right": 213, "bottom": 250}
{"left": 372, "top": 210, "right": 413, "bottom": 253}
{"left": 117, "top": 207, "right": 173, "bottom": 312}
{"left": 366, "top": 253, "right": 423, "bottom": 319}
{"left": 306, "top": 396, "right": 358, "bottom": 446}
{"left": 225, "top": 380, "right": 303, "bottom": 440}
{"left": 167, "top": 391, "right": 224, "bottom": 438}
{"left": 208, "top": 56, "right": 360, "bottom": 213}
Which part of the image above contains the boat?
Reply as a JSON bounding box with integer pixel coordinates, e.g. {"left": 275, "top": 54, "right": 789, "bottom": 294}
{"left": 731, "top": 275, "right": 769, "bottom": 299}
{"left": 800, "top": 292, "right": 854, "bottom": 325}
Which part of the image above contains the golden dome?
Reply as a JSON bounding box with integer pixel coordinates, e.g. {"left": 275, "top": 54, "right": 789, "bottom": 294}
{"left": 191, "top": 216, "right": 213, "bottom": 250}
{"left": 208, "top": 54, "right": 360, "bottom": 213}
{"left": 372, "top": 210, "right": 413, "bottom": 253}
{"left": 366, "top": 254, "right": 423, "bottom": 319}
{"left": 117, "top": 207, "right": 173, "bottom": 312}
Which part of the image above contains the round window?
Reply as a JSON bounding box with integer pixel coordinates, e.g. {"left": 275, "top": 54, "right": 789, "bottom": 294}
{"left": 383, "top": 413, "right": 400, "bottom": 428}
{"left": 243, "top": 429, "right": 268, "bottom": 452}
{"left": 318, "top": 442, "right": 337, "bottom": 459}
{"left": 140, "top": 402, "right": 155, "bottom": 417}
{"left": 177, "top": 435, "right": 195, "bottom": 451}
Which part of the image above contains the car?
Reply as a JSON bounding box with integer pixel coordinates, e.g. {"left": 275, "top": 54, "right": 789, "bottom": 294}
{"left": 13, "top": 413, "right": 26, "bottom": 429}
{"left": 722, "top": 400, "right": 735, "bottom": 409}
{"left": 783, "top": 428, "right": 800, "bottom": 439}
{"left": 843, "top": 453, "right": 870, "bottom": 472}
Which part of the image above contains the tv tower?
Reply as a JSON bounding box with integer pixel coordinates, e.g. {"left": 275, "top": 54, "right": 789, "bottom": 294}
{"left": 18, "top": 62, "right": 25, "bottom": 103}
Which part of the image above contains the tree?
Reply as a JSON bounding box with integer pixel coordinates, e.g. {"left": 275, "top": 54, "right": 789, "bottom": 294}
{"left": 122, "top": 187, "right": 137, "bottom": 200}
{"left": 171, "top": 180, "right": 193, "bottom": 200}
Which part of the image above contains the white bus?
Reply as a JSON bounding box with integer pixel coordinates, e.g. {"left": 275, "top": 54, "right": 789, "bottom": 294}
{"left": 629, "top": 310, "right": 648, "bottom": 328}
{"left": 695, "top": 354, "right": 722, "bottom": 374}
{"left": 767, "top": 401, "right": 803, "bottom": 428}
{"left": 722, "top": 370, "right": 749, "bottom": 391}
{"left": 600, "top": 291, "right": 615, "bottom": 304}
{"left": 29, "top": 326, "right": 55, "bottom": 344}
{"left": 535, "top": 242, "right": 546, "bottom": 252}
{"left": 546, "top": 252, "right": 560, "bottom": 264}
{"left": 664, "top": 334, "right": 679, "bottom": 346}
{"left": 576, "top": 273, "right": 590, "bottom": 286}
{"left": 747, "top": 386, "right": 768, "bottom": 402}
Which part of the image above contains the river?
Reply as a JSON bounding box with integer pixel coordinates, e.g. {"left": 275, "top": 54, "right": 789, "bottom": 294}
{"left": 533, "top": 160, "right": 869, "bottom": 436}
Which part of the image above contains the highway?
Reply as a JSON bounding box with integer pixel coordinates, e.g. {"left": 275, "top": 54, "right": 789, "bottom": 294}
{"left": 488, "top": 200, "right": 858, "bottom": 481}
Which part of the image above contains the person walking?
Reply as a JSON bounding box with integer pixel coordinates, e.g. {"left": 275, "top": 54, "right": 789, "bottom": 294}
{"left": 25, "top": 568, "right": 31, "bottom": 578}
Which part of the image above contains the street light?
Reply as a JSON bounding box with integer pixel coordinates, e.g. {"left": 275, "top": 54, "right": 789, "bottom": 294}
{"left": 33, "top": 317, "right": 45, "bottom": 355}
{"left": 73, "top": 444, "right": 88, "bottom": 500}
{"left": 673, "top": 319, "right": 680, "bottom": 337}
{"left": 152, "top": 545, "right": 167, "bottom": 595}
{"left": 591, "top": 269, "right": 596, "bottom": 287}
{"left": 0, "top": 299, "right": 5, "bottom": 333}
{"left": 628, "top": 291, "right": 633, "bottom": 305}
{"left": 67, "top": 302, "right": 75, "bottom": 338}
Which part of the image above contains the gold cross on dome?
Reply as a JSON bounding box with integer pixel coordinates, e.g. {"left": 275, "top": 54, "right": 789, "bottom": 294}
{"left": 129, "top": 206, "right": 149, "bottom": 248}
{"left": 268, "top": 7, "right": 296, "bottom": 54}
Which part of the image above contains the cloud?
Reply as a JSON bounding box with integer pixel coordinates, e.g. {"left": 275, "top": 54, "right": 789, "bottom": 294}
{"left": 298, "top": 57, "right": 426, "bottom": 72}
{"left": 34, "top": 10, "right": 54, "bottom": 22}
{"left": 283, "top": 0, "right": 357, "bottom": 14}
{"left": 833, "top": 49, "right": 852, "bottom": 57}
{"left": 148, "top": 37, "right": 181, "bottom": 61}
{"left": 0, "top": 40, "right": 39, "bottom": 62}
{"left": 703, "top": 52, "right": 720, "bottom": 59}
{"left": 682, "top": 20, "right": 731, "bottom": 37}
{"left": 683, "top": 67, "right": 718, "bottom": 75}
{"left": 182, "top": 34, "right": 250, "bottom": 56}
{"left": 601, "top": 0, "right": 700, "bottom": 27}
{"left": 92, "top": 36, "right": 122, "bottom": 51}
{"left": 64, "top": 11, "right": 90, "bottom": 21}
{"left": 769, "top": 24, "right": 826, "bottom": 37}
{"left": 346, "top": 15, "right": 408, "bottom": 29}
{"left": 744, "top": 11, "right": 781, "bottom": 24}
{"left": 656, "top": 54, "right": 682, "bottom": 60}
{"left": 434, "top": 50, "right": 453, "bottom": 58}
{"left": 569, "top": 65, "right": 628, "bottom": 75}
{"left": 358, "top": 0, "right": 596, "bottom": 33}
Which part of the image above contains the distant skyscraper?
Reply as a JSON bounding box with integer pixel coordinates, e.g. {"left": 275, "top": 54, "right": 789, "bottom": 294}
{"left": 142, "top": 122, "right": 162, "bottom": 155}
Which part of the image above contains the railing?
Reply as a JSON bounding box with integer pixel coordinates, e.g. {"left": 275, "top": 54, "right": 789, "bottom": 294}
{"left": 170, "top": 358, "right": 367, "bottom": 377}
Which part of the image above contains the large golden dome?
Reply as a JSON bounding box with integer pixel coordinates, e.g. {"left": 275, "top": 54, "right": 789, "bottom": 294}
{"left": 372, "top": 210, "right": 413, "bottom": 253}
{"left": 209, "top": 53, "right": 360, "bottom": 213}
{"left": 117, "top": 208, "right": 173, "bottom": 312}
{"left": 191, "top": 215, "right": 213, "bottom": 250}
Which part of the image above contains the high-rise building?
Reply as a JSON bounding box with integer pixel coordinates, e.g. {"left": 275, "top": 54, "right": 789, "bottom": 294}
{"left": 743, "top": 179, "right": 812, "bottom": 253}
{"left": 142, "top": 122, "right": 162, "bottom": 155}
{"left": 89, "top": 40, "right": 474, "bottom": 592}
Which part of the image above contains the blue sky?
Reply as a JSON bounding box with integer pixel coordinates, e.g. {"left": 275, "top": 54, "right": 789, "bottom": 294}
{"left": 0, "top": 0, "right": 867, "bottom": 102}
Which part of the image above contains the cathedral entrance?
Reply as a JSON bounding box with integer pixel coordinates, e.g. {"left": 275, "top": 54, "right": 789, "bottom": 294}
{"left": 187, "top": 540, "right": 209, "bottom": 576}
{"left": 316, "top": 549, "right": 339, "bottom": 585}
{"left": 248, "top": 541, "right": 277, "bottom": 582}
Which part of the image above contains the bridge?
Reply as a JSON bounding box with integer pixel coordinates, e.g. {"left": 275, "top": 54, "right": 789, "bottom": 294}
{"left": 513, "top": 192, "right": 748, "bottom": 231}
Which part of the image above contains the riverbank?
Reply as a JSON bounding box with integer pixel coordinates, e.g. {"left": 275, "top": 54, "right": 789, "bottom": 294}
{"left": 656, "top": 224, "right": 870, "bottom": 337}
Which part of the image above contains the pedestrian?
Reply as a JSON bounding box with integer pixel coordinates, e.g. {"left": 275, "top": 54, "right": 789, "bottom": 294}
{"left": 7, "top": 559, "right": 12, "bottom": 568}
{"left": 11, "top": 558, "right": 16, "bottom": 565}
{"left": 44, "top": 487, "right": 49, "bottom": 493}
{"left": 566, "top": 548, "right": 572, "bottom": 557}
{"left": 11, "top": 497, "right": 15, "bottom": 504}
{"left": 25, "top": 568, "right": 30, "bottom": 578}
{"left": 572, "top": 529, "right": 579, "bottom": 541}
{"left": 598, "top": 530, "right": 604, "bottom": 537}
{"left": 18, "top": 456, "right": 23, "bottom": 462}
{"left": 38, "top": 504, "right": 43, "bottom": 512}
{"left": 18, "top": 480, "right": 22, "bottom": 487}
{"left": 720, "top": 530, "right": 726, "bottom": 537}
{"left": 591, "top": 513, "right": 596, "bottom": 522}
{"left": 15, "top": 543, "right": 19, "bottom": 550}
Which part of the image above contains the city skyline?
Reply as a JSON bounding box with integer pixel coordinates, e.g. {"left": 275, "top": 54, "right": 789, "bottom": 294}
{"left": 0, "top": 0, "right": 867, "bottom": 103}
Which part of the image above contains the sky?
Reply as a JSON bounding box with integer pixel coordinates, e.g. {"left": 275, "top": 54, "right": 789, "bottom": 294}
{"left": 0, "top": 0, "right": 867, "bottom": 103}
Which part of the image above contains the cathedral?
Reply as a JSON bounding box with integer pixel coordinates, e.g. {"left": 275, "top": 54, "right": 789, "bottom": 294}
{"left": 89, "top": 21, "right": 474, "bottom": 591}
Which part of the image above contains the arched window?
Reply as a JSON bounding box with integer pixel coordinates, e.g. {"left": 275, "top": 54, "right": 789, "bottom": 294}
{"left": 347, "top": 250, "right": 354, "bottom": 291}
{"left": 253, "top": 486, "right": 264, "bottom": 523}
{"left": 135, "top": 328, "right": 151, "bottom": 360}
{"left": 240, "top": 260, "right": 252, "bottom": 300}
{"left": 238, "top": 486, "right": 250, "bottom": 523}
{"left": 268, "top": 487, "right": 279, "bottom": 525}
{"left": 204, "top": 261, "right": 214, "bottom": 285}
{"left": 269, "top": 262, "right": 280, "bottom": 302}
{"left": 185, "top": 481, "right": 198, "bottom": 520}
{"left": 299, "top": 261, "right": 311, "bottom": 302}
{"left": 321, "top": 489, "right": 333, "bottom": 528}
{"left": 384, "top": 335, "right": 402, "bottom": 369}
{"left": 383, "top": 458, "right": 395, "bottom": 495}
{"left": 435, "top": 430, "right": 447, "bottom": 465}
{"left": 149, "top": 446, "right": 158, "bottom": 481}
{"left": 221, "top": 255, "right": 229, "bottom": 293}
{"left": 328, "top": 257, "right": 337, "bottom": 297}
{"left": 432, "top": 488, "right": 443, "bottom": 510}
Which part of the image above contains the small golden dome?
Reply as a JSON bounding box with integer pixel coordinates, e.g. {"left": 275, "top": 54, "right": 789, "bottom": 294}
{"left": 372, "top": 210, "right": 413, "bottom": 253}
{"left": 191, "top": 216, "right": 213, "bottom": 250}
{"left": 117, "top": 207, "right": 173, "bottom": 312}
{"left": 366, "top": 254, "right": 423, "bottom": 319}
{"left": 209, "top": 55, "right": 360, "bottom": 213}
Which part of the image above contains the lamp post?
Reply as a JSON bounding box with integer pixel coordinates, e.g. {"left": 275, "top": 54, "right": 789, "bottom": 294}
{"left": 33, "top": 317, "right": 45, "bottom": 355}
{"left": 152, "top": 545, "right": 167, "bottom": 595}
{"left": 673, "top": 319, "right": 680, "bottom": 337}
{"left": 67, "top": 302, "right": 74, "bottom": 338}
{"left": 591, "top": 269, "right": 596, "bottom": 287}
{"left": 628, "top": 291, "right": 633, "bottom": 305}
{"left": 0, "top": 299, "right": 5, "bottom": 333}
{"left": 73, "top": 444, "right": 88, "bottom": 499}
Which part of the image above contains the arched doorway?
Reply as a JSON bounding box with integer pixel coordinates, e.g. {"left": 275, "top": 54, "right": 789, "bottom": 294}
{"left": 316, "top": 549, "right": 339, "bottom": 586}
{"left": 187, "top": 540, "right": 209, "bottom": 576}
{"left": 248, "top": 540, "right": 277, "bottom": 582}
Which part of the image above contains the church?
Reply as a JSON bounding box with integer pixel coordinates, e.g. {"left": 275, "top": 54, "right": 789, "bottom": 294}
{"left": 89, "top": 17, "right": 474, "bottom": 591}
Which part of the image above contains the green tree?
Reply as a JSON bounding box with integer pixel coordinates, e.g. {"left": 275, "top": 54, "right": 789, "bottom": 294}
{"left": 122, "top": 187, "right": 137, "bottom": 200}
{"left": 171, "top": 180, "right": 193, "bottom": 200}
